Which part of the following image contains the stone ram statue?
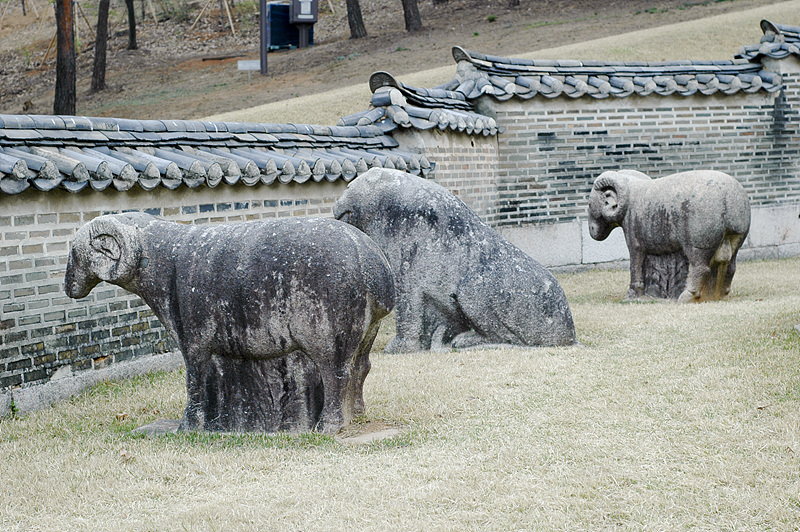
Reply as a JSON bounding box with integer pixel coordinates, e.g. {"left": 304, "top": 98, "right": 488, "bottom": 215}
{"left": 64, "top": 212, "right": 394, "bottom": 433}
{"left": 333, "top": 168, "right": 577, "bottom": 353}
{"left": 588, "top": 169, "right": 751, "bottom": 302}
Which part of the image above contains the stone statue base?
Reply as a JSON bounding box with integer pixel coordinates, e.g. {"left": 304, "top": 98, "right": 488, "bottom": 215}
{"left": 131, "top": 353, "right": 324, "bottom": 434}
{"left": 640, "top": 250, "right": 734, "bottom": 301}
{"left": 196, "top": 352, "right": 324, "bottom": 433}
{"left": 643, "top": 252, "right": 689, "bottom": 300}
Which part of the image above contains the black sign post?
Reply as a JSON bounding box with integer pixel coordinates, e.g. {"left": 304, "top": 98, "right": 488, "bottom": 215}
{"left": 289, "top": 0, "right": 317, "bottom": 49}
{"left": 259, "top": 0, "right": 268, "bottom": 74}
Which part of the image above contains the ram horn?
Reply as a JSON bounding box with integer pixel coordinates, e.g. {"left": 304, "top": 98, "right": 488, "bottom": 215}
{"left": 592, "top": 171, "right": 630, "bottom": 223}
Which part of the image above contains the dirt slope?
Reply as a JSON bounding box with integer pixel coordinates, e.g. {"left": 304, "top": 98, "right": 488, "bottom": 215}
{"left": 0, "top": 0, "right": 785, "bottom": 120}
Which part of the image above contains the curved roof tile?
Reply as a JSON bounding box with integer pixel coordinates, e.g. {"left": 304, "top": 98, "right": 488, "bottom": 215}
{"left": 0, "top": 114, "right": 432, "bottom": 195}
{"left": 451, "top": 46, "right": 782, "bottom": 100}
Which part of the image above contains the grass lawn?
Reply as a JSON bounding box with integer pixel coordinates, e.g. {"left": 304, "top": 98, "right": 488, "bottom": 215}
{"left": 1, "top": 257, "right": 799, "bottom": 531}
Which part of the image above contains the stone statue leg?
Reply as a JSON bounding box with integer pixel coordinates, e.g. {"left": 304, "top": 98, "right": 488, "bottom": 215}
{"left": 625, "top": 248, "right": 646, "bottom": 300}
{"left": 179, "top": 350, "right": 207, "bottom": 431}
{"left": 351, "top": 321, "right": 378, "bottom": 416}
{"left": 446, "top": 279, "right": 497, "bottom": 349}
{"left": 678, "top": 246, "right": 715, "bottom": 303}
{"left": 721, "top": 235, "right": 745, "bottom": 297}
{"left": 706, "top": 260, "right": 728, "bottom": 300}
{"left": 451, "top": 330, "right": 490, "bottom": 349}
{"left": 722, "top": 257, "right": 738, "bottom": 297}
{"left": 313, "top": 353, "right": 352, "bottom": 433}
{"left": 312, "top": 320, "right": 378, "bottom": 431}
{"left": 385, "top": 290, "right": 427, "bottom": 353}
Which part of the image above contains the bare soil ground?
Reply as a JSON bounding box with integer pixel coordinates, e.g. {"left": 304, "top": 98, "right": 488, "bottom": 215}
{"left": 0, "top": 0, "right": 785, "bottom": 120}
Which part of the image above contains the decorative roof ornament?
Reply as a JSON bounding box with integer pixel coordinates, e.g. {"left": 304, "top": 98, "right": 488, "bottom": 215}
{"left": 339, "top": 71, "right": 498, "bottom": 136}
{"left": 736, "top": 19, "right": 800, "bottom": 61}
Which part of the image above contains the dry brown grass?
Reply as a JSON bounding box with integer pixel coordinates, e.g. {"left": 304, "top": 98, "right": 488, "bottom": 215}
{"left": 206, "top": 0, "right": 800, "bottom": 125}
{"left": 2, "top": 257, "right": 799, "bottom": 531}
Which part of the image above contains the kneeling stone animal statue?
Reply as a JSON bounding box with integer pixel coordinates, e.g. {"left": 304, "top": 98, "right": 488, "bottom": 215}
{"left": 65, "top": 213, "right": 394, "bottom": 433}
{"left": 588, "top": 169, "right": 751, "bottom": 302}
{"left": 334, "top": 168, "right": 577, "bottom": 353}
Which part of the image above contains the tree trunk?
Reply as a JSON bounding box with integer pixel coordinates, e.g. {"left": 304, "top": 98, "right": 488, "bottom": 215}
{"left": 91, "top": 0, "right": 110, "bottom": 92}
{"left": 401, "top": 0, "right": 421, "bottom": 32}
{"left": 54, "top": 0, "right": 76, "bottom": 115}
{"left": 345, "top": 0, "right": 366, "bottom": 39}
{"left": 125, "top": 0, "right": 137, "bottom": 49}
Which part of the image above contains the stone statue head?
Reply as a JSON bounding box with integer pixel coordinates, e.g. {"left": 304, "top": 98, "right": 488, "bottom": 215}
{"left": 64, "top": 213, "right": 145, "bottom": 299}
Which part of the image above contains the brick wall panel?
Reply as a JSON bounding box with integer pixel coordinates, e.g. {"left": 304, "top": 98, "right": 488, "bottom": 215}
{"left": 492, "top": 92, "right": 799, "bottom": 227}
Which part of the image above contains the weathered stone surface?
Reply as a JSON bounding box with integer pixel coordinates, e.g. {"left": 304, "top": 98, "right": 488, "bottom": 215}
{"left": 588, "top": 169, "right": 751, "bottom": 302}
{"left": 65, "top": 213, "right": 394, "bottom": 433}
{"left": 334, "top": 168, "right": 577, "bottom": 353}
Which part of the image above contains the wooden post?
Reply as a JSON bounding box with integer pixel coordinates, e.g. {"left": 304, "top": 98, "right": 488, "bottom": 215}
{"left": 76, "top": 2, "right": 96, "bottom": 42}
{"left": 189, "top": 0, "right": 213, "bottom": 32}
{"left": 30, "top": 2, "right": 51, "bottom": 47}
{"left": 146, "top": 0, "right": 158, "bottom": 25}
{"left": 223, "top": 0, "right": 235, "bottom": 36}
{"left": 0, "top": 0, "right": 15, "bottom": 26}
{"left": 297, "top": 23, "right": 310, "bottom": 48}
{"left": 27, "top": 0, "right": 40, "bottom": 18}
{"left": 39, "top": 30, "right": 57, "bottom": 68}
{"left": 109, "top": 4, "right": 126, "bottom": 34}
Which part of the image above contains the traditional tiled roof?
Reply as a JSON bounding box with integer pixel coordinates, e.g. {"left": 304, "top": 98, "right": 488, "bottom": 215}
{"left": 345, "top": 22, "right": 790, "bottom": 133}
{"left": 4, "top": 19, "right": 794, "bottom": 193}
{"left": 0, "top": 114, "right": 432, "bottom": 195}
{"left": 449, "top": 46, "right": 782, "bottom": 100}
{"left": 338, "top": 72, "right": 499, "bottom": 137}
{"left": 736, "top": 20, "right": 800, "bottom": 62}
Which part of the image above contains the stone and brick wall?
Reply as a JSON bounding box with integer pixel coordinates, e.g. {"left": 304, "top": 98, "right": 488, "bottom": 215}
{"left": 393, "top": 129, "right": 500, "bottom": 223}
{"left": 488, "top": 91, "right": 797, "bottom": 226}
